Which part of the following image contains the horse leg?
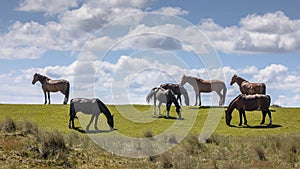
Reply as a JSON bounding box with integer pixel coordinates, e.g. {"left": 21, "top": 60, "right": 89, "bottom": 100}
{"left": 47, "top": 92, "right": 51, "bottom": 104}
{"left": 158, "top": 102, "right": 162, "bottom": 116}
{"left": 43, "top": 91, "right": 47, "bottom": 104}
{"left": 94, "top": 114, "right": 99, "bottom": 130}
{"left": 260, "top": 111, "right": 266, "bottom": 124}
{"left": 194, "top": 91, "right": 199, "bottom": 106}
{"left": 198, "top": 93, "right": 202, "bottom": 107}
{"left": 242, "top": 111, "right": 247, "bottom": 125}
{"left": 177, "top": 95, "right": 182, "bottom": 106}
{"left": 238, "top": 110, "right": 243, "bottom": 126}
{"left": 267, "top": 109, "right": 272, "bottom": 127}
{"left": 166, "top": 102, "right": 171, "bottom": 118}
{"left": 215, "top": 91, "right": 222, "bottom": 106}
{"left": 153, "top": 99, "right": 157, "bottom": 116}
{"left": 86, "top": 114, "right": 95, "bottom": 131}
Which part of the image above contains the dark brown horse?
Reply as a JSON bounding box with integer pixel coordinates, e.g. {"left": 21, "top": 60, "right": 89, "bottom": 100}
{"left": 159, "top": 83, "right": 189, "bottom": 106}
{"left": 230, "top": 75, "right": 266, "bottom": 95}
{"left": 225, "top": 94, "right": 272, "bottom": 127}
{"left": 180, "top": 75, "right": 227, "bottom": 107}
{"left": 32, "top": 73, "right": 70, "bottom": 104}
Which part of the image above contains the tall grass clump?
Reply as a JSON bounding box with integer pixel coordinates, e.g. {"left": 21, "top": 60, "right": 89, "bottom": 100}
{"left": 37, "top": 130, "right": 68, "bottom": 159}
{"left": 1, "top": 117, "right": 16, "bottom": 133}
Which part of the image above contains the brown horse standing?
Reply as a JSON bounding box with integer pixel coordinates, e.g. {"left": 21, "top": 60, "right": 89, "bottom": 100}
{"left": 180, "top": 75, "right": 227, "bottom": 107}
{"left": 159, "top": 83, "right": 189, "bottom": 106}
{"left": 32, "top": 73, "right": 70, "bottom": 104}
{"left": 225, "top": 94, "right": 272, "bottom": 127}
{"left": 230, "top": 75, "right": 266, "bottom": 95}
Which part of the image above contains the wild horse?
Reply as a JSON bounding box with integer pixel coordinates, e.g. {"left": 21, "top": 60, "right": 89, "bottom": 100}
{"left": 225, "top": 94, "right": 272, "bottom": 127}
{"left": 146, "top": 87, "right": 183, "bottom": 119}
{"left": 159, "top": 83, "right": 189, "bottom": 106}
{"left": 69, "top": 98, "right": 115, "bottom": 131}
{"left": 180, "top": 75, "right": 227, "bottom": 107}
{"left": 230, "top": 74, "right": 266, "bottom": 95}
{"left": 32, "top": 73, "right": 70, "bottom": 104}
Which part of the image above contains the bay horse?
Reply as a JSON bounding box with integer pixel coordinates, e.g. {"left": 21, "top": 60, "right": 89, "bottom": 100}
{"left": 180, "top": 75, "right": 227, "bottom": 107}
{"left": 146, "top": 87, "right": 183, "bottom": 119}
{"left": 225, "top": 94, "right": 272, "bottom": 127}
{"left": 230, "top": 74, "right": 266, "bottom": 95}
{"left": 32, "top": 73, "right": 70, "bottom": 104}
{"left": 159, "top": 83, "right": 189, "bottom": 106}
{"left": 69, "top": 98, "right": 114, "bottom": 131}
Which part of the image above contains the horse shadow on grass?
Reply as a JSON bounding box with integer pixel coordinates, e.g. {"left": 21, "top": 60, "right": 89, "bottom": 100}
{"left": 74, "top": 127, "right": 116, "bottom": 134}
{"left": 152, "top": 115, "right": 184, "bottom": 120}
{"left": 229, "top": 124, "right": 282, "bottom": 129}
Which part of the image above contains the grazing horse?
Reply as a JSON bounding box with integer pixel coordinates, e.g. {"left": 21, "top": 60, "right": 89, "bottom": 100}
{"left": 69, "top": 98, "right": 114, "bottom": 131}
{"left": 180, "top": 75, "right": 227, "bottom": 107}
{"left": 230, "top": 74, "right": 266, "bottom": 95}
{"left": 225, "top": 94, "right": 272, "bottom": 127}
{"left": 146, "top": 87, "right": 183, "bottom": 119}
{"left": 32, "top": 73, "right": 70, "bottom": 104}
{"left": 159, "top": 83, "right": 190, "bottom": 106}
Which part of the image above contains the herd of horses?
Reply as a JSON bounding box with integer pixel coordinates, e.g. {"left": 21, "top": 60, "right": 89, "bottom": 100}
{"left": 32, "top": 72, "right": 272, "bottom": 131}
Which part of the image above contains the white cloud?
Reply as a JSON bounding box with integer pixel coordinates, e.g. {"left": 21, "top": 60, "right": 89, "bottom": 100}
{"left": 17, "top": 0, "right": 80, "bottom": 15}
{"left": 154, "top": 7, "right": 189, "bottom": 16}
{"left": 274, "top": 95, "right": 300, "bottom": 107}
{"left": 199, "top": 11, "right": 300, "bottom": 53}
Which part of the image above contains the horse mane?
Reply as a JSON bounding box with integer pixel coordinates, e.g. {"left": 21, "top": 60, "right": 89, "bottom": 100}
{"left": 96, "top": 99, "right": 112, "bottom": 118}
{"left": 234, "top": 75, "right": 248, "bottom": 82}
{"left": 228, "top": 94, "right": 243, "bottom": 108}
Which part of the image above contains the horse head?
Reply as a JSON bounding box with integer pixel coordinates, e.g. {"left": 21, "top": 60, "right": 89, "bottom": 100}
{"left": 32, "top": 73, "right": 39, "bottom": 85}
{"left": 107, "top": 114, "right": 114, "bottom": 130}
{"left": 230, "top": 74, "right": 238, "bottom": 86}
{"left": 180, "top": 75, "right": 188, "bottom": 86}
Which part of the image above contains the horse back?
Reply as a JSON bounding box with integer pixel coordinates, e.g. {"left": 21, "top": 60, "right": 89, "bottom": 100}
{"left": 239, "top": 94, "right": 270, "bottom": 111}
{"left": 197, "top": 79, "right": 225, "bottom": 92}
{"left": 71, "top": 98, "right": 100, "bottom": 115}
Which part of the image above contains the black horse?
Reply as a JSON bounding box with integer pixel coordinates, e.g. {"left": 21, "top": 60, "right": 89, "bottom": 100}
{"left": 69, "top": 98, "right": 114, "bottom": 131}
{"left": 146, "top": 87, "right": 183, "bottom": 119}
{"left": 160, "top": 83, "right": 189, "bottom": 106}
{"left": 225, "top": 94, "right": 272, "bottom": 127}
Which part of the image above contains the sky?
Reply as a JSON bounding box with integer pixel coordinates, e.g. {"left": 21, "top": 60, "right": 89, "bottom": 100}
{"left": 0, "top": 0, "right": 300, "bottom": 107}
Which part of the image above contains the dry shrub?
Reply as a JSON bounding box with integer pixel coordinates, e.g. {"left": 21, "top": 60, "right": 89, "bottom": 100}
{"left": 255, "top": 146, "right": 267, "bottom": 161}
{"left": 1, "top": 117, "right": 16, "bottom": 133}
{"left": 144, "top": 130, "right": 153, "bottom": 138}
{"left": 38, "top": 130, "right": 68, "bottom": 159}
{"left": 21, "top": 120, "right": 38, "bottom": 136}
{"left": 158, "top": 152, "right": 173, "bottom": 169}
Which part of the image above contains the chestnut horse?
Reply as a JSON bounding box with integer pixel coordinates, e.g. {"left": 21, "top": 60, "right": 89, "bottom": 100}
{"left": 230, "top": 75, "right": 266, "bottom": 95}
{"left": 225, "top": 94, "right": 272, "bottom": 127}
{"left": 180, "top": 75, "right": 226, "bottom": 107}
{"left": 159, "top": 83, "right": 189, "bottom": 106}
{"left": 32, "top": 73, "right": 70, "bottom": 104}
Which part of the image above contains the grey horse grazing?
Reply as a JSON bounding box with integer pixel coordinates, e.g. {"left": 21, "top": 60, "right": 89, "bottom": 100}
{"left": 146, "top": 87, "right": 183, "bottom": 119}
{"left": 69, "top": 98, "right": 114, "bottom": 131}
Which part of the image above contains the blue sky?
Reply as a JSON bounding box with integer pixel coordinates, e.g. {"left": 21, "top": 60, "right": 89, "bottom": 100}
{"left": 0, "top": 0, "right": 300, "bottom": 106}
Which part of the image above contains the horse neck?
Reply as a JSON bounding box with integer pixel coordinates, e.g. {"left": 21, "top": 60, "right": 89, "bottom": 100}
{"left": 97, "top": 100, "right": 112, "bottom": 119}
{"left": 236, "top": 77, "right": 247, "bottom": 86}
{"left": 38, "top": 75, "right": 48, "bottom": 84}
{"left": 185, "top": 77, "right": 199, "bottom": 89}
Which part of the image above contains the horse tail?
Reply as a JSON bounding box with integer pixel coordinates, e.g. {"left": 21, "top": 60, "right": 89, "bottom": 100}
{"left": 146, "top": 87, "right": 158, "bottom": 103}
{"left": 64, "top": 82, "right": 70, "bottom": 104}
{"left": 222, "top": 82, "right": 227, "bottom": 105}
{"left": 69, "top": 99, "right": 75, "bottom": 128}
{"left": 262, "top": 83, "right": 266, "bottom": 94}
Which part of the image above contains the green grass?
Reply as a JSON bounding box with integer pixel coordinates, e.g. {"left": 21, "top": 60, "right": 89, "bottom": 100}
{"left": 0, "top": 104, "right": 300, "bottom": 168}
{"left": 0, "top": 104, "right": 299, "bottom": 137}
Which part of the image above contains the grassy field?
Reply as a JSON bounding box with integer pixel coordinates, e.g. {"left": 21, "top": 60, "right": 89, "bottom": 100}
{"left": 0, "top": 104, "right": 299, "bottom": 168}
